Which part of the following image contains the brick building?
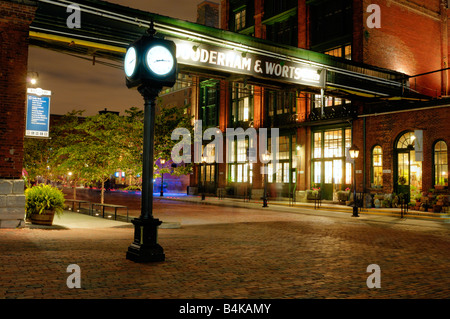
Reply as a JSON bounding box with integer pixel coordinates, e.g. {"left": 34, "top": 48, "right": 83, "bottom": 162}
{"left": 197, "top": 0, "right": 220, "bottom": 28}
{"left": 0, "top": 0, "right": 38, "bottom": 227}
{"left": 187, "top": 0, "right": 449, "bottom": 202}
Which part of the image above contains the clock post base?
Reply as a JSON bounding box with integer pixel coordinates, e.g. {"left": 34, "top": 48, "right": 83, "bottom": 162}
{"left": 126, "top": 218, "right": 165, "bottom": 263}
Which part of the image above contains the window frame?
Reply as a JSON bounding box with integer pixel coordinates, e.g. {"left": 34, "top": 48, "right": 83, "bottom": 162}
{"left": 433, "top": 140, "right": 448, "bottom": 187}
{"left": 371, "top": 145, "right": 383, "bottom": 187}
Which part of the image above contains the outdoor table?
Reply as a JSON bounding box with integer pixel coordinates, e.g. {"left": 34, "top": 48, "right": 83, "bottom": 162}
{"left": 65, "top": 199, "right": 91, "bottom": 212}
{"left": 90, "top": 203, "right": 129, "bottom": 222}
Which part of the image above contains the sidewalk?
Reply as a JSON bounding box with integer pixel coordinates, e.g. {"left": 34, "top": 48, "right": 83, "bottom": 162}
{"left": 158, "top": 193, "right": 450, "bottom": 222}
{"left": 62, "top": 187, "right": 450, "bottom": 226}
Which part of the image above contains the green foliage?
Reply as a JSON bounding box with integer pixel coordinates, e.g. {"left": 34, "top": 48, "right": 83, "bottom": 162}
{"left": 155, "top": 102, "right": 194, "bottom": 177}
{"left": 23, "top": 103, "right": 194, "bottom": 200}
{"left": 25, "top": 184, "right": 65, "bottom": 218}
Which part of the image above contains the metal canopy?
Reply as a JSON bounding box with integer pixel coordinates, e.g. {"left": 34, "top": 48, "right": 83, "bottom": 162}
{"left": 29, "top": 0, "right": 422, "bottom": 99}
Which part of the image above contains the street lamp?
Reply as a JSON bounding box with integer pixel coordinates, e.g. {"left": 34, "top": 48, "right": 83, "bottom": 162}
{"left": 160, "top": 158, "right": 165, "bottom": 197}
{"left": 262, "top": 151, "right": 270, "bottom": 207}
{"left": 349, "top": 144, "right": 360, "bottom": 217}
{"left": 27, "top": 71, "right": 39, "bottom": 87}
{"left": 201, "top": 156, "right": 207, "bottom": 200}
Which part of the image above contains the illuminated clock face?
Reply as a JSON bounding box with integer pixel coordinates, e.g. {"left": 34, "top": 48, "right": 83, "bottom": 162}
{"left": 146, "top": 45, "right": 175, "bottom": 76}
{"left": 124, "top": 46, "right": 137, "bottom": 77}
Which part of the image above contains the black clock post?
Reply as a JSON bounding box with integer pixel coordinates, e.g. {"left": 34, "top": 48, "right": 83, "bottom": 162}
{"left": 124, "top": 22, "right": 177, "bottom": 263}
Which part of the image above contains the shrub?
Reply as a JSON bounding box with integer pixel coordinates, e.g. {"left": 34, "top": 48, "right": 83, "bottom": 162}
{"left": 25, "top": 184, "right": 65, "bottom": 218}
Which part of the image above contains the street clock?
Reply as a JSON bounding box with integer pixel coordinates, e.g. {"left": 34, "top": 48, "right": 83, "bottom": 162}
{"left": 124, "top": 29, "right": 177, "bottom": 89}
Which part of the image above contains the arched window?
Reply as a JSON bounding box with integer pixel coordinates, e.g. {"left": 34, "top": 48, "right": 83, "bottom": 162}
{"left": 434, "top": 140, "right": 448, "bottom": 186}
{"left": 397, "top": 131, "right": 415, "bottom": 149}
{"left": 372, "top": 145, "right": 383, "bottom": 187}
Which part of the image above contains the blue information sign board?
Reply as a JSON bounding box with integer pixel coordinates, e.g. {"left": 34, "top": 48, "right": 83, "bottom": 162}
{"left": 25, "top": 90, "right": 51, "bottom": 138}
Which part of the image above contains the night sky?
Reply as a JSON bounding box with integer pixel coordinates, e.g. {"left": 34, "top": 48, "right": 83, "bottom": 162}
{"left": 27, "top": 0, "right": 199, "bottom": 116}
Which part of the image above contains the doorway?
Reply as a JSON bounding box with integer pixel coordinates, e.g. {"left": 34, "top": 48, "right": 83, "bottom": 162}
{"left": 395, "top": 131, "right": 422, "bottom": 196}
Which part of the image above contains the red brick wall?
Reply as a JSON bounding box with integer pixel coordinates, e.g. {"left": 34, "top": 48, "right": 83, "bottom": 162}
{"left": 362, "top": 0, "right": 445, "bottom": 97}
{"left": 220, "top": 0, "right": 229, "bottom": 31}
{"left": 360, "top": 105, "right": 450, "bottom": 193}
{"left": 0, "top": 1, "right": 37, "bottom": 178}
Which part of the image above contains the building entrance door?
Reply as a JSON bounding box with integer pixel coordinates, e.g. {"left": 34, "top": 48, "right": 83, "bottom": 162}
{"left": 395, "top": 132, "right": 422, "bottom": 197}
{"left": 322, "top": 159, "right": 344, "bottom": 200}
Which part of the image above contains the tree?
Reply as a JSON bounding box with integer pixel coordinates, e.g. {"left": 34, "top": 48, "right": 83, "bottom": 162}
{"left": 24, "top": 103, "right": 194, "bottom": 200}
{"left": 154, "top": 101, "right": 193, "bottom": 178}
{"left": 122, "top": 104, "right": 194, "bottom": 190}
{"left": 49, "top": 110, "right": 86, "bottom": 200}
{"left": 53, "top": 112, "right": 129, "bottom": 203}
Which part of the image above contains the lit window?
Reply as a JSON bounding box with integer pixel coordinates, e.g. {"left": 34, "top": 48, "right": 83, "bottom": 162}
{"left": 372, "top": 145, "right": 383, "bottom": 187}
{"left": 235, "top": 8, "right": 246, "bottom": 31}
{"left": 434, "top": 141, "right": 448, "bottom": 186}
{"left": 344, "top": 45, "right": 352, "bottom": 60}
{"left": 324, "top": 45, "right": 351, "bottom": 60}
{"left": 228, "top": 138, "right": 253, "bottom": 183}
{"left": 231, "top": 83, "right": 253, "bottom": 123}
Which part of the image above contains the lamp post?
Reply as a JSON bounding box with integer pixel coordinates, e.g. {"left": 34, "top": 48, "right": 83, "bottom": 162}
{"left": 262, "top": 151, "right": 270, "bottom": 207}
{"left": 124, "top": 22, "right": 177, "bottom": 263}
{"left": 201, "top": 156, "right": 206, "bottom": 201}
{"left": 27, "top": 71, "right": 39, "bottom": 87}
{"left": 349, "top": 144, "right": 360, "bottom": 217}
{"left": 160, "top": 158, "right": 165, "bottom": 197}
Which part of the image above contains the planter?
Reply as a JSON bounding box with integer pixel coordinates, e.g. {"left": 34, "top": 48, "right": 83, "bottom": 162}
{"left": 435, "top": 185, "right": 445, "bottom": 190}
{"left": 306, "top": 190, "right": 319, "bottom": 200}
{"left": 29, "top": 210, "right": 55, "bottom": 226}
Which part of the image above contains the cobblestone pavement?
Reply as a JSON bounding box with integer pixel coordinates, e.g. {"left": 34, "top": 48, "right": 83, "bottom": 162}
{"left": 1, "top": 189, "right": 450, "bottom": 300}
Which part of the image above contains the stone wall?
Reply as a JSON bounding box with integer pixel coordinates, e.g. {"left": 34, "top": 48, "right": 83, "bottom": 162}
{"left": 0, "top": 179, "right": 25, "bottom": 228}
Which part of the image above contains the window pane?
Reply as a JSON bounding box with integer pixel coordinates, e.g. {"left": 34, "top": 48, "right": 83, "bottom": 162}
{"left": 283, "top": 163, "right": 289, "bottom": 183}
{"left": 237, "top": 164, "right": 243, "bottom": 182}
{"left": 333, "top": 159, "right": 342, "bottom": 184}
{"left": 210, "top": 165, "right": 215, "bottom": 182}
{"left": 346, "top": 162, "right": 352, "bottom": 185}
{"left": 314, "top": 161, "right": 321, "bottom": 184}
{"left": 268, "top": 163, "right": 273, "bottom": 183}
{"left": 372, "top": 146, "right": 383, "bottom": 186}
{"left": 324, "top": 130, "right": 342, "bottom": 158}
{"left": 345, "top": 129, "right": 351, "bottom": 148}
{"left": 228, "top": 140, "right": 236, "bottom": 163}
{"left": 275, "top": 163, "right": 282, "bottom": 182}
{"left": 314, "top": 132, "right": 322, "bottom": 158}
{"left": 398, "top": 153, "right": 409, "bottom": 184}
{"left": 237, "top": 139, "right": 246, "bottom": 162}
{"left": 344, "top": 45, "right": 352, "bottom": 60}
{"left": 324, "top": 161, "right": 332, "bottom": 183}
{"left": 434, "top": 141, "right": 448, "bottom": 185}
{"left": 230, "top": 164, "right": 235, "bottom": 182}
